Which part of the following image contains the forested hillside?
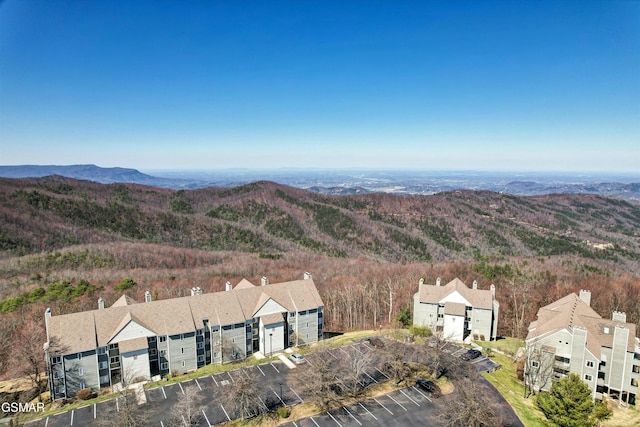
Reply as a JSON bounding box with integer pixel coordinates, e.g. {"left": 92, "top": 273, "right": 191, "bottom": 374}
{"left": 0, "top": 176, "right": 639, "bottom": 381}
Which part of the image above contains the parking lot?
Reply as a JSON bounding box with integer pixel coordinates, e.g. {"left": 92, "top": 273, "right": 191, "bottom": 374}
{"left": 24, "top": 340, "right": 516, "bottom": 427}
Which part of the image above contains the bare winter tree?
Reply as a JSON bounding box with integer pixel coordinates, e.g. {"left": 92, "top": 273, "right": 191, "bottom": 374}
{"left": 224, "top": 369, "right": 267, "bottom": 421}
{"left": 169, "top": 385, "right": 202, "bottom": 426}
{"left": 290, "top": 349, "right": 341, "bottom": 411}
{"left": 338, "top": 345, "right": 374, "bottom": 397}
{"left": 521, "top": 343, "right": 555, "bottom": 398}
{"left": 438, "top": 377, "right": 503, "bottom": 427}
{"left": 99, "top": 366, "right": 149, "bottom": 427}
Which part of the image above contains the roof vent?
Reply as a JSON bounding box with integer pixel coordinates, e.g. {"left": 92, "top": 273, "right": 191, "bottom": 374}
{"left": 261, "top": 276, "right": 269, "bottom": 286}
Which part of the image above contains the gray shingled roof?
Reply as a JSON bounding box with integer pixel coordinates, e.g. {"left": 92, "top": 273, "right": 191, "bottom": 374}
{"left": 526, "top": 292, "right": 637, "bottom": 356}
{"left": 47, "top": 277, "right": 323, "bottom": 354}
{"left": 417, "top": 278, "right": 493, "bottom": 309}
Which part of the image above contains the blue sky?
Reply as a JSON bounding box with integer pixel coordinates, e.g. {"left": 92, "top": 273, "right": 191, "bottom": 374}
{"left": 1, "top": 0, "right": 638, "bottom": 172}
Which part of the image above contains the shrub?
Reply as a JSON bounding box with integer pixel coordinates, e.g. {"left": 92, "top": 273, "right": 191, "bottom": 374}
{"left": 277, "top": 406, "right": 291, "bottom": 418}
{"left": 115, "top": 278, "right": 136, "bottom": 291}
{"left": 76, "top": 388, "right": 95, "bottom": 400}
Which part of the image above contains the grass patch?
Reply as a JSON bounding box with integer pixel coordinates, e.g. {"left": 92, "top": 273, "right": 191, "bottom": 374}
{"left": 481, "top": 352, "right": 547, "bottom": 427}
{"left": 476, "top": 337, "right": 524, "bottom": 358}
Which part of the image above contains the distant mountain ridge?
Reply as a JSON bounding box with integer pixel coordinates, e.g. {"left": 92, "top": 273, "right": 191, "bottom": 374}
{"left": 1, "top": 175, "right": 639, "bottom": 273}
{"left": 0, "top": 164, "right": 638, "bottom": 201}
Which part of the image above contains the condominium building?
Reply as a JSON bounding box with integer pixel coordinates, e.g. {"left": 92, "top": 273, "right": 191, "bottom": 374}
{"left": 525, "top": 290, "right": 639, "bottom": 405}
{"left": 44, "top": 273, "right": 323, "bottom": 400}
{"left": 413, "top": 277, "right": 499, "bottom": 341}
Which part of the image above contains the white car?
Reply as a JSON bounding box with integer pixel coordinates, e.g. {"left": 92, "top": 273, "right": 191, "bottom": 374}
{"left": 289, "top": 353, "right": 305, "bottom": 364}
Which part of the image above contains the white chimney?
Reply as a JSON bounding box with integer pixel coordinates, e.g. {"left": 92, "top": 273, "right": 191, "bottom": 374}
{"left": 261, "top": 276, "right": 268, "bottom": 286}
{"left": 579, "top": 290, "right": 591, "bottom": 307}
{"left": 191, "top": 287, "right": 202, "bottom": 296}
{"left": 144, "top": 290, "right": 152, "bottom": 303}
{"left": 490, "top": 284, "right": 495, "bottom": 297}
{"left": 612, "top": 311, "right": 627, "bottom": 323}
{"left": 304, "top": 272, "right": 312, "bottom": 280}
{"left": 472, "top": 280, "right": 478, "bottom": 290}
{"left": 98, "top": 297, "right": 104, "bottom": 310}
{"left": 225, "top": 281, "right": 233, "bottom": 292}
{"left": 436, "top": 277, "right": 441, "bottom": 287}
{"left": 419, "top": 278, "right": 425, "bottom": 286}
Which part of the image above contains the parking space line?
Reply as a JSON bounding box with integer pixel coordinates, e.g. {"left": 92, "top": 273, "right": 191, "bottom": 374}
{"left": 343, "top": 407, "right": 362, "bottom": 425}
{"left": 220, "top": 404, "right": 231, "bottom": 421}
{"left": 327, "top": 411, "right": 344, "bottom": 426}
{"left": 161, "top": 386, "right": 167, "bottom": 399}
{"left": 362, "top": 342, "right": 373, "bottom": 350}
{"left": 256, "top": 365, "right": 266, "bottom": 376}
{"left": 310, "top": 417, "right": 320, "bottom": 426}
{"left": 116, "top": 397, "right": 119, "bottom": 412}
{"left": 45, "top": 417, "right": 49, "bottom": 427}
{"left": 339, "top": 347, "right": 350, "bottom": 357}
{"left": 364, "top": 371, "right": 377, "bottom": 383}
{"left": 272, "top": 388, "right": 285, "bottom": 406}
{"left": 328, "top": 350, "right": 338, "bottom": 360}
{"left": 387, "top": 394, "right": 407, "bottom": 411}
{"left": 359, "top": 402, "right": 378, "bottom": 420}
{"left": 411, "top": 385, "right": 432, "bottom": 402}
{"left": 375, "top": 367, "right": 390, "bottom": 379}
{"left": 202, "top": 409, "right": 211, "bottom": 427}
{"left": 471, "top": 357, "right": 487, "bottom": 364}
{"left": 292, "top": 422, "right": 299, "bottom": 427}
{"left": 70, "top": 409, "right": 74, "bottom": 425}
{"left": 350, "top": 344, "right": 364, "bottom": 354}
{"left": 373, "top": 398, "right": 393, "bottom": 415}
{"left": 228, "top": 372, "right": 235, "bottom": 383}
{"left": 400, "top": 389, "right": 420, "bottom": 406}
{"left": 211, "top": 375, "right": 218, "bottom": 386}
{"left": 160, "top": 421, "right": 164, "bottom": 427}
{"left": 270, "top": 362, "right": 280, "bottom": 373}
{"left": 290, "top": 387, "right": 303, "bottom": 403}
{"left": 178, "top": 382, "right": 185, "bottom": 394}
{"left": 195, "top": 378, "right": 202, "bottom": 391}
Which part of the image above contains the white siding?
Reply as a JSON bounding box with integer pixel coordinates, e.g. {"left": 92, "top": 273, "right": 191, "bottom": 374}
{"left": 110, "top": 321, "right": 156, "bottom": 344}
{"left": 254, "top": 299, "right": 288, "bottom": 317}
{"left": 121, "top": 349, "right": 150, "bottom": 382}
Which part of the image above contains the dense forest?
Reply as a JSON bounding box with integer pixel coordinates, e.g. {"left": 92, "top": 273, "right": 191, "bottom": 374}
{"left": 0, "top": 176, "right": 639, "bottom": 381}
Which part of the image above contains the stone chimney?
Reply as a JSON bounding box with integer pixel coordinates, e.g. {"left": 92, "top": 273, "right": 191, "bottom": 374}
{"left": 261, "top": 276, "right": 269, "bottom": 286}
{"left": 304, "top": 272, "right": 312, "bottom": 280}
{"left": 191, "top": 287, "right": 202, "bottom": 296}
{"left": 579, "top": 290, "right": 591, "bottom": 307}
{"left": 144, "top": 290, "right": 152, "bottom": 303}
{"left": 472, "top": 280, "right": 478, "bottom": 290}
{"left": 490, "top": 284, "right": 495, "bottom": 297}
{"left": 436, "top": 277, "right": 441, "bottom": 287}
{"left": 612, "top": 311, "right": 627, "bottom": 323}
{"left": 225, "top": 281, "right": 233, "bottom": 292}
{"left": 98, "top": 297, "right": 104, "bottom": 310}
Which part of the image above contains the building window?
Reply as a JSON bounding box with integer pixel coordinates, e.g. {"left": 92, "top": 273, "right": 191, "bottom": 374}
{"left": 586, "top": 361, "right": 594, "bottom": 368}
{"left": 585, "top": 374, "right": 593, "bottom": 381}
{"left": 99, "top": 361, "right": 108, "bottom": 370}
{"left": 197, "top": 328, "right": 204, "bottom": 335}
{"left": 78, "top": 368, "right": 84, "bottom": 376}
{"left": 160, "top": 350, "right": 167, "bottom": 356}
{"left": 100, "top": 375, "right": 109, "bottom": 384}
{"left": 181, "top": 361, "right": 186, "bottom": 368}
{"left": 631, "top": 378, "right": 638, "bottom": 387}
{"left": 159, "top": 335, "right": 167, "bottom": 343}
{"left": 531, "top": 361, "right": 540, "bottom": 368}
{"left": 180, "top": 334, "right": 184, "bottom": 341}
{"left": 110, "top": 356, "right": 120, "bottom": 364}
{"left": 98, "top": 347, "right": 107, "bottom": 355}
{"left": 197, "top": 342, "right": 204, "bottom": 349}
{"left": 181, "top": 348, "right": 185, "bottom": 354}
{"left": 55, "top": 385, "right": 65, "bottom": 395}
{"left": 289, "top": 312, "right": 296, "bottom": 318}
{"left": 633, "top": 365, "right": 640, "bottom": 374}
{"left": 109, "top": 343, "right": 118, "bottom": 350}
{"left": 79, "top": 381, "right": 85, "bottom": 389}
{"left": 51, "top": 356, "right": 62, "bottom": 364}
{"left": 197, "top": 355, "right": 205, "bottom": 363}
{"left": 149, "top": 349, "right": 157, "bottom": 356}
{"left": 555, "top": 356, "right": 570, "bottom": 364}
{"left": 148, "top": 336, "right": 156, "bottom": 343}
{"left": 53, "top": 370, "right": 63, "bottom": 379}
{"left": 77, "top": 353, "right": 82, "bottom": 360}
{"left": 161, "top": 362, "right": 168, "bottom": 370}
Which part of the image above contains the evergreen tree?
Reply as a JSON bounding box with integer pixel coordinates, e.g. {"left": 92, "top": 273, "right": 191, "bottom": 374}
{"left": 536, "top": 373, "right": 612, "bottom": 427}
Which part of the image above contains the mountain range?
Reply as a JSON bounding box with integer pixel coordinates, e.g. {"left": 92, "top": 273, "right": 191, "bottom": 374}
{"left": 1, "top": 164, "right": 638, "bottom": 201}
{"left": 1, "top": 175, "right": 639, "bottom": 272}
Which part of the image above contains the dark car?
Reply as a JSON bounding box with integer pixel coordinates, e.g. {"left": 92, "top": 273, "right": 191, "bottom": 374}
{"left": 365, "top": 337, "right": 385, "bottom": 348}
{"left": 416, "top": 379, "right": 441, "bottom": 397}
{"left": 461, "top": 349, "right": 482, "bottom": 361}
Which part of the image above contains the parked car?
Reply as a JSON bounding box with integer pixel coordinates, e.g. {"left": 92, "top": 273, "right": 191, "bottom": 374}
{"left": 365, "top": 337, "right": 385, "bottom": 348}
{"left": 416, "top": 379, "right": 441, "bottom": 397}
{"left": 461, "top": 349, "right": 482, "bottom": 361}
{"left": 289, "top": 353, "right": 305, "bottom": 364}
